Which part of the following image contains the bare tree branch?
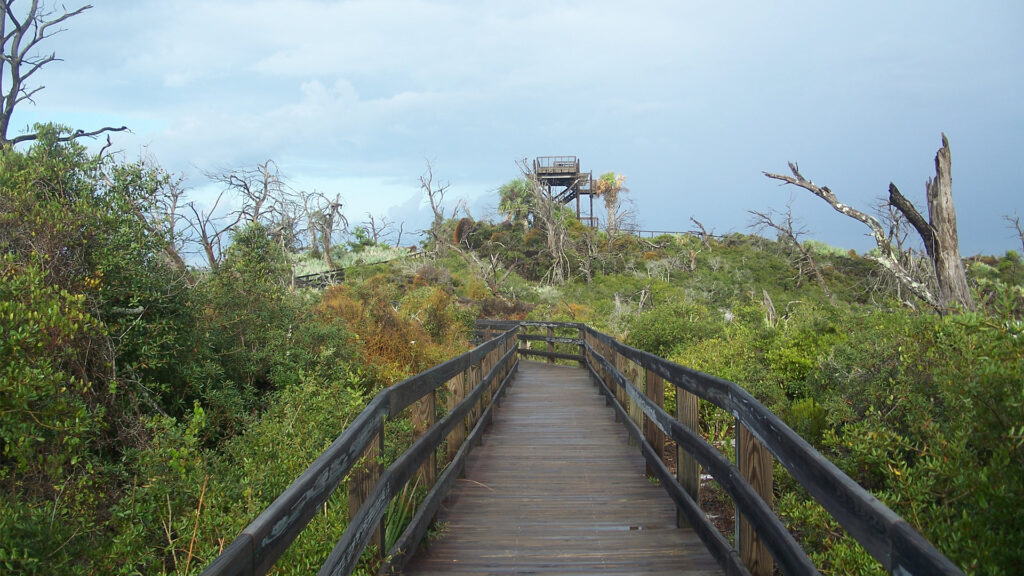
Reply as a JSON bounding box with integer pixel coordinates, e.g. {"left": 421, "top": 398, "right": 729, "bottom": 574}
{"left": 764, "top": 163, "right": 941, "bottom": 309}
{"left": 8, "top": 124, "right": 130, "bottom": 145}
{"left": 364, "top": 212, "right": 394, "bottom": 245}
{"left": 1005, "top": 214, "right": 1024, "bottom": 254}
{"left": 749, "top": 205, "right": 835, "bottom": 305}
{"left": 183, "top": 191, "right": 241, "bottom": 270}
{"left": 689, "top": 216, "right": 712, "bottom": 249}
{"left": 888, "top": 183, "right": 936, "bottom": 258}
{"left": 420, "top": 161, "right": 453, "bottom": 255}
{"left": 1, "top": 2, "right": 130, "bottom": 146}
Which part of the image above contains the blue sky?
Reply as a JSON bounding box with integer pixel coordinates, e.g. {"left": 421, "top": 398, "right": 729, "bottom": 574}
{"left": 12, "top": 0, "right": 1024, "bottom": 255}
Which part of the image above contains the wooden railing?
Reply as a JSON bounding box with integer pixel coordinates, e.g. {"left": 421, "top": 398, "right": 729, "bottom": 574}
{"left": 533, "top": 155, "right": 579, "bottom": 173}
{"left": 202, "top": 319, "right": 963, "bottom": 576}
{"left": 201, "top": 327, "right": 520, "bottom": 576}
{"left": 477, "top": 320, "right": 964, "bottom": 576}
{"left": 294, "top": 268, "right": 345, "bottom": 289}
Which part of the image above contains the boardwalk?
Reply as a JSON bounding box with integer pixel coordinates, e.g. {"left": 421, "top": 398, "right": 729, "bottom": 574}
{"left": 403, "top": 361, "right": 721, "bottom": 576}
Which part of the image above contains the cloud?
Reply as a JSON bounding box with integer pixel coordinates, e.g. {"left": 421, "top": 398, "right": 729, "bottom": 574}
{"left": 9, "top": 0, "right": 1022, "bottom": 256}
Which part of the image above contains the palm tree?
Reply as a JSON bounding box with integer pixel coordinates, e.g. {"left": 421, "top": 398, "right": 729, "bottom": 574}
{"left": 593, "top": 172, "right": 628, "bottom": 235}
{"left": 498, "top": 178, "right": 534, "bottom": 232}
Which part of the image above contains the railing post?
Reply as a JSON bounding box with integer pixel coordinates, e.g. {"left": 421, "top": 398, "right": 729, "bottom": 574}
{"left": 644, "top": 368, "right": 666, "bottom": 477}
{"left": 546, "top": 325, "right": 555, "bottom": 363}
{"left": 347, "top": 419, "right": 384, "bottom": 558}
{"left": 494, "top": 336, "right": 508, "bottom": 406}
{"left": 577, "top": 326, "right": 585, "bottom": 367}
{"left": 481, "top": 347, "right": 495, "bottom": 427}
{"left": 604, "top": 341, "right": 615, "bottom": 407}
{"left": 627, "top": 360, "right": 644, "bottom": 445}
{"left": 737, "top": 422, "right": 774, "bottom": 576}
{"left": 609, "top": 346, "right": 622, "bottom": 421}
{"left": 676, "top": 385, "right": 700, "bottom": 528}
{"left": 468, "top": 359, "right": 482, "bottom": 445}
{"left": 446, "top": 370, "right": 466, "bottom": 469}
{"left": 413, "top": 389, "right": 436, "bottom": 487}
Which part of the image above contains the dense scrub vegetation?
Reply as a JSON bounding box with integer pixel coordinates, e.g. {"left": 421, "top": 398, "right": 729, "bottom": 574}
{"left": 0, "top": 133, "right": 470, "bottom": 574}
{"left": 2, "top": 130, "right": 1021, "bottom": 575}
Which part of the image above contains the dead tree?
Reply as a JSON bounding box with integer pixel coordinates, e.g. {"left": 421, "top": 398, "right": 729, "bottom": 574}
{"left": 145, "top": 170, "right": 190, "bottom": 275}
{"left": 1, "top": 1, "right": 127, "bottom": 146}
{"left": 364, "top": 212, "right": 393, "bottom": 245}
{"left": 749, "top": 206, "right": 835, "bottom": 305}
{"left": 689, "top": 217, "right": 712, "bottom": 249}
{"left": 185, "top": 192, "right": 241, "bottom": 271}
{"left": 886, "top": 135, "right": 974, "bottom": 311}
{"left": 519, "top": 159, "right": 570, "bottom": 284}
{"left": 764, "top": 134, "right": 974, "bottom": 313}
{"left": 1005, "top": 215, "right": 1024, "bottom": 255}
{"left": 206, "top": 160, "right": 286, "bottom": 226}
{"left": 307, "top": 193, "right": 346, "bottom": 269}
{"left": 420, "top": 161, "right": 453, "bottom": 256}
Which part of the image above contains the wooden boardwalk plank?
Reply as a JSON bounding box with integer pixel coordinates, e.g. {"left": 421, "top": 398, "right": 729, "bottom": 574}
{"left": 402, "top": 361, "right": 722, "bottom": 575}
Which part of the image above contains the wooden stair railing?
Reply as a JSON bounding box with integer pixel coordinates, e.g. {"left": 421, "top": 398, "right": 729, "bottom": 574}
{"left": 201, "top": 327, "right": 519, "bottom": 576}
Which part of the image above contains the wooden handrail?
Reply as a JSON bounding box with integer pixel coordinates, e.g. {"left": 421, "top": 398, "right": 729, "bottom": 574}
{"left": 203, "top": 319, "right": 963, "bottom": 576}
{"left": 583, "top": 334, "right": 814, "bottom": 575}
{"left": 201, "top": 328, "right": 519, "bottom": 576}
{"left": 476, "top": 320, "right": 964, "bottom": 576}
{"left": 580, "top": 326, "right": 966, "bottom": 575}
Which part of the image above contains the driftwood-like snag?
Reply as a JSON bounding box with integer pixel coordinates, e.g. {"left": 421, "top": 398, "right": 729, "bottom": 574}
{"left": 764, "top": 134, "right": 973, "bottom": 313}
{"left": 764, "top": 162, "right": 940, "bottom": 308}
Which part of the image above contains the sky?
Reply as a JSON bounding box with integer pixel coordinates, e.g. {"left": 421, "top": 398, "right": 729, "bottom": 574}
{"left": 10, "top": 0, "right": 1024, "bottom": 255}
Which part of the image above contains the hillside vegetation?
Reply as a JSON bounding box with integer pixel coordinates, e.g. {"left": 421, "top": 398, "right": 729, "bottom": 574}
{"left": 1, "top": 133, "right": 1022, "bottom": 575}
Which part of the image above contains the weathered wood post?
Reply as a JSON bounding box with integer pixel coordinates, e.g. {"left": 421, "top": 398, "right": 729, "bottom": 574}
{"left": 627, "top": 360, "right": 644, "bottom": 446}
{"left": 446, "top": 370, "right": 466, "bottom": 467}
{"left": 644, "top": 368, "right": 666, "bottom": 477}
{"left": 347, "top": 419, "right": 385, "bottom": 556}
{"left": 468, "top": 359, "right": 482, "bottom": 444}
{"left": 603, "top": 340, "right": 615, "bottom": 407}
{"left": 676, "top": 384, "right": 700, "bottom": 528}
{"left": 412, "top": 390, "right": 436, "bottom": 487}
{"left": 546, "top": 325, "right": 555, "bottom": 364}
{"left": 737, "top": 422, "right": 774, "bottom": 576}
{"left": 577, "top": 325, "right": 586, "bottom": 368}
{"left": 516, "top": 324, "right": 523, "bottom": 358}
{"left": 481, "top": 346, "right": 495, "bottom": 427}
{"left": 608, "top": 345, "right": 622, "bottom": 421}
{"left": 494, "top": 334, "right": 508, "bottom": 407}
{"left": 583, "top": 331, "right": 597, "bottom": 387}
